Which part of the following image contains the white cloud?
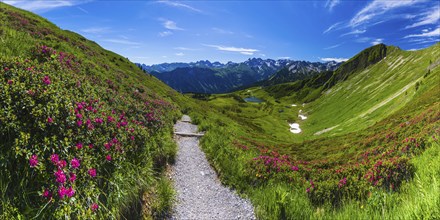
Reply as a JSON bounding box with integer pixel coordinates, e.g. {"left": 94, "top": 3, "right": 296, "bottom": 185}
{"left": 320, "top": 57, "right": 348, "bottom": 62}
{"left": 175, "top": 52, "right": 184, "bottom": 56}
{"left": 81, "top": 27, "right": 110, "bottom": 34}
{"left": 406, "top": 7, "right": 440, "bottom": 29}
{"left": 325, "top": 0, "right": 340, "bottom": 11}
{"left": 370, "top": 38, "right": 384, "bottom": 45}
{"left": 405, "top": 14, "right": 418, "bottom": 19}
{"left": 411, "top": 38, "right": 439, "bottom": 45}
{"left": 158, "top": 31, "right": 173, "bottom": 37}
{"left": 323, "top": 22, "right": 343, "bottom": 34}
{"left": 160, "top": 18, "right": 184, "bottom": 30}
{"left": 422, "top": 29, "right": 429, "bottom": 32}
{"left": 174, "top": 47, "right": 198, "bottom": 51}
{"left": 102, "top": 39, "right": 141, "bottom": 45}
{"left": 119, "top": 35, "right": 130, "bottom": 40}
{"left": 406, "top": 37, "right": 438, "bottom": 43}
{"left": 277, "top": 57, "right": 291, "bottom": 60}
{"left": 350, "top": 0, "right": 424, "bottom": 27}
{"left": 404, "top": 27, "right": 440, "bottom": 38}
{"left": 4, "top": 0, "right": 89, "bottom": 12}
{"left": 340, "top": 29, "right": 366, "bottom": 37}
{"left": 203, "top": 44, "right": 259, "bottom": 55}
{"left": 324, "top": 43, "right": 343, "bottom": 50}
{"left": 241, "top": 52, "right": 254, "bottom": 55}
{"left": 77, "top": 6, "right": 88, "bottom": 14}
{"left": 355, "top": 37, "right": 371, "bottom": 43}
{"left": 156, "top": 0, "right": 202, "bottom": 13}
{"left": 212, "top": 27, "right": 234, "bottom": 34}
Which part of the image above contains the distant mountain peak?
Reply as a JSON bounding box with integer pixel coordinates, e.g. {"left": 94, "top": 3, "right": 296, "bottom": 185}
{"left": 136, "top": 58, "right": 341, "bottom": 94}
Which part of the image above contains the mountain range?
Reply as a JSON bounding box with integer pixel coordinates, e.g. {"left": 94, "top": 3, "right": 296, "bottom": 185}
{"left": 137, "top": 58, "right": 340, "bottom": 93}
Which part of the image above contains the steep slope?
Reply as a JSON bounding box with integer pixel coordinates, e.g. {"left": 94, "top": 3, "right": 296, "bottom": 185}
{"left": 262, "top": 43, "right": 389, "bottom": 103}
{"left": 323, "top": 43, "right": 387, "bottom": 89}
{"left": 301, "top": 43, "right": 439, "bottom": 138}
{"left": 0, "top": 3, "right": 188, "bottom": 219}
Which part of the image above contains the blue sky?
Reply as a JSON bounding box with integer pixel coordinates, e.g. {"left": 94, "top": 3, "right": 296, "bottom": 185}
{"left": 3, "top": 0, "right": 439, "bottom": 64}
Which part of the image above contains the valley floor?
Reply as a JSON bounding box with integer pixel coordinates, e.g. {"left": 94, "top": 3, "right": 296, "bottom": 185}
{"left": 170, "top": 115, "right": 255, "bottom": 219}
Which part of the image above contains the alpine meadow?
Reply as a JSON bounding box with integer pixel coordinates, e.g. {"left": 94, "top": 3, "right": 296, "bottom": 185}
{"left": 1, "top": 1, "right": 439, "bottom": 219}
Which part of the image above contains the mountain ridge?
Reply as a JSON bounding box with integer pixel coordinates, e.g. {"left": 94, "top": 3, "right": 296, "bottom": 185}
{"left": 138, "top": 58, "right": 340, "bottom": 94}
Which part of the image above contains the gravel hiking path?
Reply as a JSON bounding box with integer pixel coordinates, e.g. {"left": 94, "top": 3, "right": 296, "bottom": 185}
{"left": 170, "top": 115, "right": 255, "bottom": 220}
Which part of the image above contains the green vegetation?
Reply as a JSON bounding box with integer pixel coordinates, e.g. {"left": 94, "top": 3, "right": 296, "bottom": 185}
{"left": 323, "top": 43, "right": 387, "bottom": 90}
{"left": 186, "top": 43, "right": 440, "bottom": 219}
{"left": 0, "top": 3, "right": 188, "bottom": 219}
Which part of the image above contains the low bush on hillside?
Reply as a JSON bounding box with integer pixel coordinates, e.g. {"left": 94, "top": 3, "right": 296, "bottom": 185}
{"left": 0, "top": 45, "right": 178, "bottom": 219}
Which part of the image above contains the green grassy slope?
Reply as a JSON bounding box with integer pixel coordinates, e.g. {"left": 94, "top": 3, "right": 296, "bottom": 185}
{"left": 302, "top": 44, "right": 439, "bottom": 138}
{"left": 0, "top": 3, "right": 191, "bottom": 219}
{"left": 191, "top": 43, "right": 440, "bottom": 219}
{"left": 206, "top": 44, "right": 439, "bottom": 143}
{"left": 0, "top": 4, "right": 182, "bottom": 102}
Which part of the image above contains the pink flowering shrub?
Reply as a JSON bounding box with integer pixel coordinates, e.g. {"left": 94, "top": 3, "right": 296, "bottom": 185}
{"left": 0, "top": 45, "right": 179, "bottom": 218}
{"left": 241, "top": 106, "right": 439, "bottom": 206}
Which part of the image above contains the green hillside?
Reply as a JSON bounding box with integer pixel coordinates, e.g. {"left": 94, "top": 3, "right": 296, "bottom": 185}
{"left": 0, "top": 3, "right": 190, "bottom": 219}
{"left": 189, "top": 43, "right": 440, "bottom": 219}
{"left": 204, "top": 44, "right": 439, "bottom": 143}
{"left": 302, "top": 44, "right": 439, "bottom": 138}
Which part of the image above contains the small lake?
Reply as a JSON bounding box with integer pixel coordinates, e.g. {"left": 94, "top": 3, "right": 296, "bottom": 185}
{"left": 243, "top": 96, "right": 264, "bottom": 103}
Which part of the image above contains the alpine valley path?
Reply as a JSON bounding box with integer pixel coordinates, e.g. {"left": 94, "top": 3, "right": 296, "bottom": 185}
{"left": 170, "top": 115, "right": 255, "bottom": 219}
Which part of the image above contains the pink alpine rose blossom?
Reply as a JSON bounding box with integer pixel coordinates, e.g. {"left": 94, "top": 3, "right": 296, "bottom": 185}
{"left": 50, "top": 154, "right": 59, "bottom": 164}
{"left": 57, "top": 160, "right": 67, "bottom": 168}
{"left": 88, "top": 168, "right": 96, "bottom": 177}
{"left": 69, "top": 173, "right": 76, "bottom": 182}
{"left": 55, "top": 170, "right": 66, "bottom": 184}
{"left": 58, "top": 186, "right": 67, "bottom": 199}
{"left": 70, "top": 158, "right": 80, "bottom": 169}
{"left": 42, "top": 189, "right": 52, "bottom": 198}
{"left": 29, "top": 155, "right": 38, "bottom": 167}
{"left": 76, "top": 142, "right": 83, "bottom": 150}
{"left": 66, "top": 187, "right": 75, "bottom": 197}
{"left": 91, "top": 203, "right": 99, "bottom": 211}
{"left": 42, "top": 75, "right": 51, "bottom": 85}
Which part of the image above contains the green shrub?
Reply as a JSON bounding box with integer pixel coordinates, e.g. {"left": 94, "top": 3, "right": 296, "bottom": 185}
{"left": 0, "top": 45, "right": 177, "bottom": 218}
